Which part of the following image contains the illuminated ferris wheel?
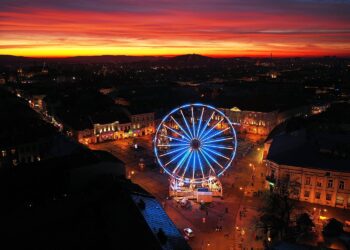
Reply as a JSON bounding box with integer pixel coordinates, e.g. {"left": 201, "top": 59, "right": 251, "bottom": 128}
{"left": 154, "top": 103, "right": 237, "bottom": 184}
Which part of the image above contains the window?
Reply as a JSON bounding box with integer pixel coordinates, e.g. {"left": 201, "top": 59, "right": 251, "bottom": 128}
{"left": 326, "top": 193, "right": 332, "bottom": 201}
{"left": 305, "top": 177, "right": 311, "bottom": 185}
{"left": 271, "top": 169, "right": 275, "bottom": 179}
{"left": 327, "top": 179, "right": 333, "bottom": 188}
{"left": 285, "top": 174, "right": 290, "bottom": 181}
{"left": 315, "top": 192, "right": 321, "bottom": 199}
{"left": 336, "top": 196, "right": 344, "bottom": 205}
{"left": 339, "top": 181, "right": 345, "bottom": 190}
{"left": 317, "top": 181, "right": 322, "bottom": 187}
{"left": 1, "top": 150, "right": 6, "bottom": 157}
{"left": 304, "top": 191, "right": 310, "bottom": 198}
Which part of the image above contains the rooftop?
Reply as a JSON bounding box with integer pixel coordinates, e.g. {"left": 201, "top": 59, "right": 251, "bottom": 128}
{"left": 0, "top": 87, "right": 56, "bottom": 148}
{"left": 266, "top": 129, "right": 350, "bottom": 172}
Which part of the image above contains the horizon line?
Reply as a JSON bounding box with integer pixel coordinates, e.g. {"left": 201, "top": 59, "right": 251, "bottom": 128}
{"left": 1, "top": 53, "right": 349, "bottom": 59}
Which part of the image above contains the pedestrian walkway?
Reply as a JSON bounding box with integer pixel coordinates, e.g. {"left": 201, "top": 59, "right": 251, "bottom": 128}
{"left": 234, "top": 205, "right": 264, "bottom": 250}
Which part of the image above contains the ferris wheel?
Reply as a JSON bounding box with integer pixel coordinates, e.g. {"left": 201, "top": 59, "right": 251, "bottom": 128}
{"left": 154, "top": 103, "right": 237, "bottom": 184}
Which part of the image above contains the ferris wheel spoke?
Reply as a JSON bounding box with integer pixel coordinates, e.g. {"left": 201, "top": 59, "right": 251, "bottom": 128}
{"left": 195, "top": 151, "right": 205, "bottom": 180}
{"left": 192, "top": 149, "right": 196, "bottom": 180}
{"left": 164, "top": 149, "right": 188, "bottom": 167}
{"left": 159, "top": 145, "right": 189, "bottom": 157}
{"left": 199, "top": 118, "right": 224, "bottom": 141}
{"left": 202, "top": 127, "right": 230, "bottom": 143}
{"left": 163, "top": 124, "right": 190, "bottom": 141}
{"left": 198, "top": 111, "right": 215, "bottom": 139}
{"left": 202, "top": 147, "right": 230, "bottom": 160}
{"left": 170, "top": 116, "right": 192, "bottom": 140}
{"left": 157, "top": 142, "right": 189, "bottom": 147}
{"left": 201, "top": 148, "right": 224, "bottom": 169}
{"left": 198, "top": 148, "right": 217, "bottom": 173}
{"left": 180, "top": 109, "right": 194, "bottom": 138}
{"left": 196, "top": 107, "right": 205, "bottom": 138}
{"left": 191, "top": 106, "right": 196, "bottom": 138}
{"left": 172, "top": 149, "right": 191, "bottom": 174}
{"left": 203, "top": 144, "right": 234, "bottom": 150}
{"left": 181, "top": 150, "right": 194, "bottom": 178}
{"left": 160, "top": 134, "right": 188, "bottom": 143}
{"left": 202, "top": 136, "right": 234, "bottom": 144}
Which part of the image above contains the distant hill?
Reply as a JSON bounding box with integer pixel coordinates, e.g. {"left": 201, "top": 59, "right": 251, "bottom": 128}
{"left": 0, "top": 55, "right": 165, "bottom": 64}
{"left": 0, "top": 54, "right": 218, "bottom": 65}
{"left": 0, "top": 55, "right": 34, "bottom": 64}
{"left": 64, "top": 55, "right": 165, "bottom": 63}
{"left": 167, "top": 54, "right": 215, "bottom": 63}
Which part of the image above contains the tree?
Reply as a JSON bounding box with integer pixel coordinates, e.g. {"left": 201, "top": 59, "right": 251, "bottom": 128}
{"left": 323, "top": 218, "right": 344, "bottom": 238}
{"left": 258, "top": 177, "right": 298, "bottom": 243}
{"left": 296, "top": 213, "right": 315, "bottom": 242}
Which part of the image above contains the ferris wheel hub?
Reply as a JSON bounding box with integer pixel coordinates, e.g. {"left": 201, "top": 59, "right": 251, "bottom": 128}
{"left": 190, "top": 138, "right": 201, "bottom": 150}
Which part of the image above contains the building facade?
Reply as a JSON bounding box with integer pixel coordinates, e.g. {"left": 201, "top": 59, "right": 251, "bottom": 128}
{"left": 265, "top": 159, "right": 350, "bottom": 209}
{"left": 129, "top": 112, "right": 155, "bottom": 137}
{"left": 75, "top": 112, "right": 155, "bottom": 145}
{"left": 221, "top": 107, "right": 278, "bottom": 136}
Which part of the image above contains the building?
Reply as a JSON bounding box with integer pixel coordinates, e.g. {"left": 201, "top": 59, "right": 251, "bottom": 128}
{"left": 221, "top": 104, "right": 315, "bottom": 136}
{"left": 221, "top": 107, "right": 278, "bottom": 136}
{"left": 73, "top": 109, "right": 155, "bottom": 144}
{"left": 0, "top": 88, "right": 80, "bottom": 168}
{"left": 264, "top": 129, "right": 350, "bottom": 209}
{"left": 71, "top": 109, "right": 132, "bottom": 144}
{"left": 126, "top": 108, "right": 155, "bottom": 137}
{"left": 0, "top": 148, "right": 190, "bottom": 250}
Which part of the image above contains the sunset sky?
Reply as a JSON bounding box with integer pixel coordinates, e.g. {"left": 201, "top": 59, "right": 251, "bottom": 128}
{"left": 1, "top": 0, "right": 350, "bottom": 57}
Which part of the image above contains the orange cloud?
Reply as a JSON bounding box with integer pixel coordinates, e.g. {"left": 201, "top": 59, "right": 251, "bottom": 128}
{"left": 1, "top": 5, "right": 350, "bottom": 57}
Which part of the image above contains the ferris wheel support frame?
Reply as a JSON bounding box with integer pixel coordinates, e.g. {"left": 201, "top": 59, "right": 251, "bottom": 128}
{"left": 154, "top": 103, "right": 237, "bottom": 198}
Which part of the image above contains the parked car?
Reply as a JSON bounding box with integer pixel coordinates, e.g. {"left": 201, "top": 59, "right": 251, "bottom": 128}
{"left": 183, "top": 228, "right": 194, "bottom": 238}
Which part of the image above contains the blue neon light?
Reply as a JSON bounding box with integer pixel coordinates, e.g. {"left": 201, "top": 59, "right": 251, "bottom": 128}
{"left": 154, "top": 103, "right": 237, "bottom": 184}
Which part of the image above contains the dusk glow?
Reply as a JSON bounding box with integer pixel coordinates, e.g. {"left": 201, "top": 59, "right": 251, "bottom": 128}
{"left": 1, "top": 0, "right": 350, "bottom": 57}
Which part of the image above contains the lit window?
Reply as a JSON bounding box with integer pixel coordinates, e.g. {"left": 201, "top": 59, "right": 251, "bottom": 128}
{"left": 336, "top": 196, "right": 344, "bottom": 205}
{"left": 317, "top": 181, "right": 322, "bottom": 187}
{"left": 1, "top": 150, "right": 6, "bottom": 157}
{"left": 339, "top": 181, "right": 345, "bottom": 190}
